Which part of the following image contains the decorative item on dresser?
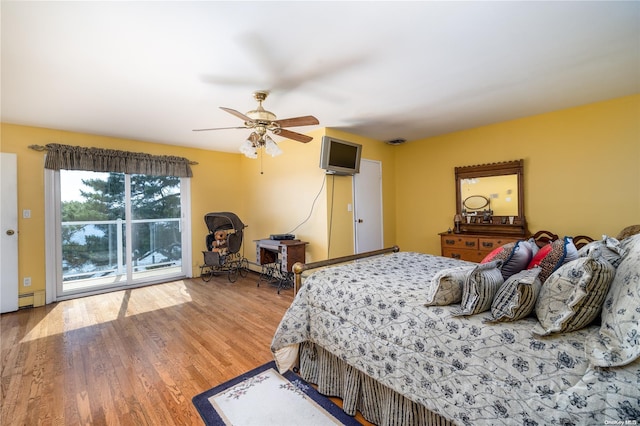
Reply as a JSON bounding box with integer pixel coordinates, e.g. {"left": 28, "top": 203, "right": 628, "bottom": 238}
{"left": 440, "top": 232, "right": 521, "bottom": 262}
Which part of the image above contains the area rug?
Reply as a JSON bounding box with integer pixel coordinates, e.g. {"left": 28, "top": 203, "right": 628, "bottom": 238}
{"left": 192, "top": 361, "right": 362, "bottom": 426}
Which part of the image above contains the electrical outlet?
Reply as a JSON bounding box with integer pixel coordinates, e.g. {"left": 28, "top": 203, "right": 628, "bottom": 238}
{"left": 23, "top": 277, "right": 32, "bottom": 287}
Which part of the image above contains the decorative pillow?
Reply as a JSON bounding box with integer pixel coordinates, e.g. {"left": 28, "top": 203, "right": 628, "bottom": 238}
{"left": 527, "top": 243, "right": 552, "bottom": 268}
{"left": 586, "top": 233, "right": 640, "bottom": 367}
{"left": 532, "top": 250, "right": 616, "bottom": 336}
{"left": 486, "top": 267, "right": 542, "bottom": 323}
{"left": 425, "top": 265, "right": 475, "bottom": 306}
{"left": 578, "top": 235, "right": 627, "bottom": 268}
{"left": 526, "top": 237, "right": 540, "bottom": 257}
{"left": 527, "top": 236, "right": 579, "bottom": 284}
{"left": 481, "top": 240, "right": 533, "bottom": 280}
{"left": 452, "top": 260, "right": 504, "bottom": 316}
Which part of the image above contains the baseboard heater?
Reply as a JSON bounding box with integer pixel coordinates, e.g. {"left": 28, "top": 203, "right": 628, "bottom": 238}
{"left": 18, "top": 292, "right": 34, "bottom": 309}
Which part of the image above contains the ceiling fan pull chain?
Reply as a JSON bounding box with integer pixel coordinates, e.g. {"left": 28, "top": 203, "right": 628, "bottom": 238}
{"left": 260, "top": 149, "right": 264, "bottom": 175}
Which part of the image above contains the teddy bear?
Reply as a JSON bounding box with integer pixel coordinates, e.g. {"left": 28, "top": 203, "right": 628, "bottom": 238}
{"left": 211, "top": 229, "right": 228, "bottom": 256}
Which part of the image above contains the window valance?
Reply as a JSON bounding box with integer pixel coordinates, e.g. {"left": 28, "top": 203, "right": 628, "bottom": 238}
{"left": 37, "top": 143, "right": 194, "bottom": 177}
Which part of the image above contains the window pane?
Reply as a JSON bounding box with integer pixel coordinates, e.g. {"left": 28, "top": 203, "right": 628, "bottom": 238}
{"left": 130, "top": 174, "right": 182, "bottom": 278}
{"left": 59, "top": 171, "right": 184, "bottom": 294}
{"left": 60, "top": 171, "right": 125, "bottom": 283}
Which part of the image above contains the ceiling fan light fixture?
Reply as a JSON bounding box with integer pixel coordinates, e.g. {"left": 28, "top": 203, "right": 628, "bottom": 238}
{"left": 239, "top": 138, "right": 258, "bottom": 158}
{"left": 264, "top": 135, "right": 283, "bottom": 157}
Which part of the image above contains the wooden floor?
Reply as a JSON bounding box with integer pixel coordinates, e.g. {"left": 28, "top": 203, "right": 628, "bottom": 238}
{"left": 0, "top": 272, "right": 371, "bottom": 425}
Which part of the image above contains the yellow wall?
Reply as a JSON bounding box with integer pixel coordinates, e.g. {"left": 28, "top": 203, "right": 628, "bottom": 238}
{"left": 0, "top": 123, "right": 397, "bottom": 301}
{"left": 2, "top": 94, "right": 637, "bottom": 304}
{"left": 239, "top": 128, "right": 329, "bottom": 264}
{"left": 322, "top": 129, "right": 397, "bottom": 258}
{"left": 0, "top": 124, "right": 245, "bottom": 301}
{"left": 395, "top": 94, "right": 640, "bottom": 255}
{"left": 239, "top": 127, "right": 396, "bottom": 262}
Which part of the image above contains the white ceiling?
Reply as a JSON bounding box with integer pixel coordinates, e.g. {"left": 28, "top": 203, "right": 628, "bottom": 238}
{"left": 2, "top": 1, "right": 639, "bottom": 153}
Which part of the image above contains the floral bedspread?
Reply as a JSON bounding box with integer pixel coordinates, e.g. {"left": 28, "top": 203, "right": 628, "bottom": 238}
{"left": 271, "top": 252, "right": 640, "bottom": 425}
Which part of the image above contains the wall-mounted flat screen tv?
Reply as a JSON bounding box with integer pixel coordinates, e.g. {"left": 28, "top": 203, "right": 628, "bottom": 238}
{"left": 319, "top": 136, "right": 362, "bottom": 175}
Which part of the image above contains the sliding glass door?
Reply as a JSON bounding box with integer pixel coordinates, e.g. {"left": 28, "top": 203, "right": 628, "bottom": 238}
{"left": 55, "top": 170, "right": 190, "bottom": 298}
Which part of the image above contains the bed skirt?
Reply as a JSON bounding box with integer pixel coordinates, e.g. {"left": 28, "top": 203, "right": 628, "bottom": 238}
{"left": 299, "top": 342, "right": 455, "bottom": 426}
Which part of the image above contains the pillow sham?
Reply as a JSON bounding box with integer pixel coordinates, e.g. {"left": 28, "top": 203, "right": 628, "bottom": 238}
{"left": 586, "top": 233, "right": 640, "bottom": 367}
{"left": 425, "top": 265, "right": 475, "bottom": 306}
{"left": 532, "top": 249, "right": 616, "bottom": 336}
{"left": 577, "top": 235, "right": 627, "bottom": 268}
{"left": 481, "top": 240, "right": 533, "bottom": 280}
{"left": 486, "top": 267, "right": 542, "bottom": 323}
{"left": 527, "top": 236, "right": 578, "bottom": 284}
{"left": 452, "top": 260, "right": 504, "bottom": 316}
{"left": 526, "top": 237, "right": 540, "bottom": 257}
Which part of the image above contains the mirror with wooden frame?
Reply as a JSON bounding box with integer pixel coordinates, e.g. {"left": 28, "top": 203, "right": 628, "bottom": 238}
{"left": 455, "top": 160, "right": 528, "bottom": 235}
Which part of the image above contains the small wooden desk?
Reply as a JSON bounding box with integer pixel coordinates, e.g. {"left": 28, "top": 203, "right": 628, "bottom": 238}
{"left": 255, "top": 239, "right": 308, "bottom": 292}
{"left": 256, "top": 239, "right": 308, "bottom": 273}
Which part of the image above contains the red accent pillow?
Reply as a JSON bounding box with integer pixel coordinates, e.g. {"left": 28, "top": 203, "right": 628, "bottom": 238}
{"left": 481, "top": 245, "right": 505, "bottom": 263}
{"left": 527, "top": 244, "right": 552, "bottom": 269}
{"left": 527, "top": 237, "right": 578, "bottom": 283}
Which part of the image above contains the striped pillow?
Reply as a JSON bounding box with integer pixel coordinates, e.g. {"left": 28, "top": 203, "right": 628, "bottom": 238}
{"left": 487, "top": 267, "right": 542, "bottom": 322}
{"left": 452, "top": 260, "right": 504, "bottom": 316}
{"left": 533, "top": 249, "right": 615, "bottom": 336}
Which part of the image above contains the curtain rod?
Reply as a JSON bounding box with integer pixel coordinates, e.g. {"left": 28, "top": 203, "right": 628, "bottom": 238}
{"left": 28, "top": 144, "right": 199, "bottom": 165}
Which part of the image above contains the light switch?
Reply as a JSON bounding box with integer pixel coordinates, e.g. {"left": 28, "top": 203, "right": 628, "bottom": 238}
{"left": 23, "top": 209, "right": 31, "bottom": 219}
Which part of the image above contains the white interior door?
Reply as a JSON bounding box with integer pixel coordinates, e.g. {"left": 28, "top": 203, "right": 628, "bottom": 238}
{"left": 1, "top": 153, "right": 19, "bottom": 313}
{"left": 353, "top": 159, "right": 383, "bottom": 253}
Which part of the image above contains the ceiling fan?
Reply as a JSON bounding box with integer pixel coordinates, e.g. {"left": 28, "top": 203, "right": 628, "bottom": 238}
{"left": 193, "top": 91, "right": 319, "bottom": 158}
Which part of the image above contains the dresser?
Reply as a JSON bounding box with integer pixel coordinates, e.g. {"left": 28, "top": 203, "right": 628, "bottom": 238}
{"left": 440, "top": 232, "right": 522, "bottom": 262}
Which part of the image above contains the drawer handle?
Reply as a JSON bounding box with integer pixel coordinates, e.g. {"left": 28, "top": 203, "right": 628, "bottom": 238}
{"left": 451, "top": 253, "right": 461, "bottom": 259}
{"left": 482, "top": 242, "right": 494, "bottom": 248}
{"left": 445, "top": 239, "right": 455, "bottom": 245}
{"left": 465, "top": 241, "right": 476, "bottom": 247}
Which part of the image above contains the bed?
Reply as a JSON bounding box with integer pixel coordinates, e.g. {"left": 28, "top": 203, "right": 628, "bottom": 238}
{"left": 271, "top": 231, "right": 640, "bottom": 425}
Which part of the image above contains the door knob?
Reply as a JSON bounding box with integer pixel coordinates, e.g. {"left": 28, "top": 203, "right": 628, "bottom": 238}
{"left": 6, "top": 229, "right": 15, "bottom": 236}
{"left": 357, "top": 219, "right": 364, "bottom": 223}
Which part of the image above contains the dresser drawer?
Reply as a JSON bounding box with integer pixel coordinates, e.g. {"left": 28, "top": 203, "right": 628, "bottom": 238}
{"left": 442, "top": 247, "right": 486, "bottom": 263}
{"left": 440, "top": 232, "right": 525, "bottom": 263}
{"left": 441, "top": 235, "right": 479, "bottom": 250}
{"left": 478, "top": 236, "right": 519, "bottom": 252}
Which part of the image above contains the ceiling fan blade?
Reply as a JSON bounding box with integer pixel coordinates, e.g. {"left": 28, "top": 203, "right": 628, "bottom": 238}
{"left": 220, "top": 107, "right": 254, "bottom": 123}
{"left": 273, "top": 128, "right": 313, "bottom": 143}
{"left": 193, "top": 126, "right": 247, "bottom": 132}
{"left": 273, "top": 115, "right": 319, "bottom": 128}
